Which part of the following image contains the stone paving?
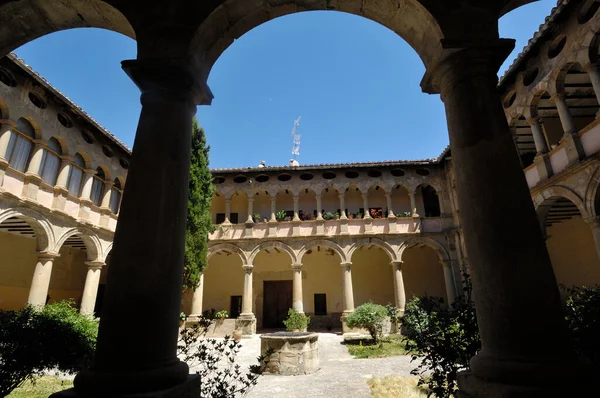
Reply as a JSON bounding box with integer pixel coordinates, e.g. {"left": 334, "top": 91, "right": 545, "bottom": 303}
{"left": 234, "top": 333, "right": 417, "bottom": 398}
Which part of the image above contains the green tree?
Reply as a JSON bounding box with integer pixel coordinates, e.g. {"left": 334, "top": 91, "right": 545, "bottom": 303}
{"left": 183, "top": 118, "right": 215, "bottom": 290}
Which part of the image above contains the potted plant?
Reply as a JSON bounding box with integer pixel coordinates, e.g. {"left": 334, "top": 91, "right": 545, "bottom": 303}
{"left": 253, "top": 213, "right": 262, "bottom": 223}
{"left": 215, "top": 309, "right": 228, "bottom": 320}
{"left": 323, "top": 211, "right": 335, "bottom": 220}
{"left": 276, "top": 210, "right": 287, "bottom": 222}
{"left": 283, "top": 308, "right": 311, "bottom": 332}
{"left": 357, "top": 212, "right": 363, "bottom": 219}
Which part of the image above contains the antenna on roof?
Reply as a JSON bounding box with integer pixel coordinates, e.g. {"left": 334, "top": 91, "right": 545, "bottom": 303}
{"left": 290, "top": 116, "right": 301, "bottom": 167}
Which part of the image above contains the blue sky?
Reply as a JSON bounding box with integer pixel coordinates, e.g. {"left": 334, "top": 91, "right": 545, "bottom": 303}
{"left": 14, "top": 1, "right": 555, "bottom": 168}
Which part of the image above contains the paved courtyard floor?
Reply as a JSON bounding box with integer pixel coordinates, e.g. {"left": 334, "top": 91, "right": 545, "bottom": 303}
{"left": 234, "top": 333, "right": 416, "bottom": 398}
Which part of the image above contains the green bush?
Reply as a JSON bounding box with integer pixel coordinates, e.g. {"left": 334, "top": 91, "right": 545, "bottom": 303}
{"left": 346, "top": 302, "right": 388, "bottom": 344}
{"left": 282, "top": 309, "right": 310, "bottom": 331}
{"left": 563, "top": 285, "right": 600, "bottom": 366}
{"left": 0, "top": 300, "right": 97, "bottom": 397}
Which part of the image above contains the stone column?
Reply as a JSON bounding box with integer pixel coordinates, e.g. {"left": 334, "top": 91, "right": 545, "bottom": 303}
{"left": 390, "top": 261, "right": 406, "bottom": 313}
{"left": 238, "top": 264, "right": 256, "bottom": 336}
{"left": 270, "top": 196, "right": 277, "bottom": 222}
{"left": 292, "top": 263, "right": 304, "bottom": 314}
{"left": 0, "top": 121, "right": 14, "bottom": 162}
{"left": 27, "top": 252, "right": 59, "bottom": 307}
{"left": 385, "top": 193, "right": 395, "bottom": 217}
{"left": 408, "top": 191, "right": 419, "bottom": 217}
{"left": 224, "top": 197, "right": 231, "bottom": 224}
{"left": 54, "top": 156, "right": 72, "bottom": 190}
{"left": 293, "top": 194, "right": 300, "bottom": 221}
{"left": 188, "top": 272, "right": 204, "bottom": 320}
{"left": 246, "top": 197, "right": 254, "bottom": 223}
{"left": 71, "top": 58, "right": 210, "bottom": 396}
{"left": 80, "top": 261, "right": 104, "bottom": 316}
{"left": 587, "top": 65, "right": 600, "bottom": 110}
{"left": 340, "top": 262, "right": 355, "bottom": 314}
{"left": 361, "top": 193, "right": 371, "bottom": 219}
{"left": 100, "top": 181, "right": 114, "bottom": 210}
{"left": 338, "top": 193, "right": 347, "bottom": 219}
{"left": 428, "top": 40, "right": 586, "bottom": 396}
{"left": 316, "top": 193, "right": 323, "bottom": 220}
{"left": 585, "top": 217, "right": 600, "bottom": 262}
{"left": 527, "top": 117, "right": 549, "bottom": 155}
{"left": 79, "top": 169, "right": 96, "bottom": 202}
{"left": 552, "top": 93, "right": 577, "bottom": 137}
{"left": 440, "top": 260, "right": 457, "bottom": 308}
{"left": 24, "top": 140, "right": 45, "bottom": 177}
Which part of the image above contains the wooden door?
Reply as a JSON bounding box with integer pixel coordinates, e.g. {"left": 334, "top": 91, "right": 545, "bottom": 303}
{"left": 263, "top": 280, "right": 293, "bottom": 329}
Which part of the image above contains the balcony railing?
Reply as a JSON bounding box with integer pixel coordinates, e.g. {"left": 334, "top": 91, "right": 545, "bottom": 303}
{"left": 209, "top": 216, "right": 445, "bottom": 240}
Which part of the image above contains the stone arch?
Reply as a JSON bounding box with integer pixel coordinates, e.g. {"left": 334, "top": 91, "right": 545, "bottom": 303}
{"left": 207, "top": 243, "right": 248, "bottom": 265}
{"left": 584, "top": 165, "right": 600, "bottom": 217}
{"left": 0, "top": 207, "right": 54, "bottom": 251}
{"left": 297, "top": 239, "right": 346, "bottom": 264}
{"left": 534, "top": 185, "right": 589, "bottom": 225}
{"left": 248, "top": 241, "right": 297, "bottom": 265}
{"left": 399, "top": 237, "right": 450, "bottom": 263}
{"left": 347, "top": 237, "right": 397, "bottom": 262}
{"left": 0, "top": 1, "right": 135, "bottom": 57}
{"left": 18, "top": 116, "right": 42, "bottom": 139}
{"left": 54, "top": 227, "right": 102, "bottom": 262}
{"left": 103, "top": 242, "right": 113, "bottom": 263}
{"left": 50, "top": 135, "right": 69, "bottom": 156}
{"left": 95, "top": 164, "right": 111, "bottom": 181}
{"left": 75, "top": 151, "right": 93, "bottom": 170}
{"left": 193, "top": 0, "right": 444, "bottom": 80}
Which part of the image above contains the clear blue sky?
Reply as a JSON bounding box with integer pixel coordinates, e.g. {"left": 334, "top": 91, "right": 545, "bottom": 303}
{"left": 14, "top": 1, "right": 556, "bottom": 169}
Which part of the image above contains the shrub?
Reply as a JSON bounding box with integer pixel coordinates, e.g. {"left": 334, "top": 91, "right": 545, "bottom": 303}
{"left": 0, "top": 300, "right": 97, "bottom": 397}
{"left": 346, "top": 302, "right": 388, "bottom": 345}
{"left": 563, "top": 285, "right": 600, "bottom": 366}
{"left": 282, "top": 308, "right": 310, "bottom": 331}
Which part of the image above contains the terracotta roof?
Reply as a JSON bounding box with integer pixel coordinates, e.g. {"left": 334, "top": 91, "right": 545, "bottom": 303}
{"left": 498, "top": 0, "right": 570, "bottom": 89}
{"left": 6, "top": 53, "right": 132, "bottom": 155}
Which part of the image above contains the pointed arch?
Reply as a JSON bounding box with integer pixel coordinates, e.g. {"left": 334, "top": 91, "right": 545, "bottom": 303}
{"left": 399, "top": 237, "right": 450, "bottom": 263}
{"left": 347, "top": 237, "right": 397, "bottom": 262}
{"left": 248, "top": 240, "right": 297, "bottom": 265}
{"left": 207, "top": 243, "right": 248, "bottom": 265}
{"left": 55, "top": 227, "right": 102, "bottom": 261}
{"left": 0, "top": 207, "right": 54, "bottom": 251}
{"left": 297, "top": 239, "right": 346, "bottom": 263}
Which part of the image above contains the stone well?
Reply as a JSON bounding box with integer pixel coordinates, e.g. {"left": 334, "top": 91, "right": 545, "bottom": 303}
{"left": 260, "top": 332, "right": 320, "bottom": 375}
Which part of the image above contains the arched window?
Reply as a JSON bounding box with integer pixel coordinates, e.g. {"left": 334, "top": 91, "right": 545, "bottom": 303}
{"left": 39, "top": 137, "right": 62, "bottom": 185}
{"left": 90, "top": 167, "right": 105, "bottom": 206}
{"left": 6, "top": 118, "right": 35, "bottom": 172}
{"left": 67, "top": 153, "right": 85, "bottom": 196}
{"left": 110, "top": 178, "right": 122, "bottom": 214}
{"left": 422, "top": 185, "right": 441, "bottom": 217}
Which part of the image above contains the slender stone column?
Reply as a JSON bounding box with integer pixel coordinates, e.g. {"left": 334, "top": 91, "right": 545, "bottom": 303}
{"left": 316, "top": 193, "right": 323, "bottom": 220}
{"left": 361, "top": 193, "right": 371, "bottom": 219}
{"left": 270, "top": 196, "right": 277, "bottom": 222}
{"left": 552, "top": 93, "right": 577, "bottom": 136}
{"left": 27, "top": 252, "right": 59, "bottom": 307}
{"left": 293, "top": 194, "right": 300, "bottom": 221}
{"left": 292, "top": 263, "right": 304, "bottom": 314}
{"left": 71, "top": 58, "right": 211, "bottom": 396}
{"left": 340, "top": 262, "right": 355, "bottom": 314}
{"left": 585, "top": 217, "right": 600, "bottom": 262}
{"left": 586, "top": 65, "right": 600, "bottom": 110}
{"left": 428, "top": 40, "right": 587, "bottom": 396}
{"left": 527, "top": 117, "right": 549, "bottom": 155}
{"left": 24, "top": 141, "right": 45, "bottom": 177}
{"left": 440, "top": 260, "right": 457, "bottom": 307}
{"left": 54, "top": 156, "right": 73, "bottom": 190}
{"left": 224, "top": 197, "right": 231, "bottom": 224}
{"left": 241, "top": 265, "right": 254, "bottom": 315}
{"left": 80, "top": 261, "right": 104, "bottom": 316}
{"left": 100, "top": 181, "right": 114, "bottom": 210}
{"left": 385, "top": 193, "right": 395, "bottom": 217}
{"left": 408, "top": 191, "right": 419, "bottom": 217}
{"left": 0, "top": 121, "right": 16, "bottom": 162}
{"left": 338, "top": 193, "right": 347, "bottom": 219}
{"left": 390, "top": 261, "right": 406, "bottom": 313}
{"left": 246, "top": 197, "right": 254, "bottom": 223}
{"left": 188, "top": 272, "right": 204, "bottom": 320}
{"left": 79, "top": 169, "right": 96, "bottom": 202}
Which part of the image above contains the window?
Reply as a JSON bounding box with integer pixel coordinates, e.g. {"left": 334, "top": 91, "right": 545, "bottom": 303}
{"left": 216, "top": 213, "right": 226, "bottom": 224}
{"left": 314, "top": 294, "right": 327, "bottom": 316}
{"left": 6, "top": 118, "right": 35, "bottom": 172}
{"left": 39, "top": 137, "right": 62, "bottom": 185}
{"left": 230, "top": 296, "right": 242, "bottom": 319}
{"left": 110, "top": 178, "right": 122, "bottom": 214}
{"left": 230, "top": 213, "right": 239, "bottom": 224}
{"left": 90, "top": 167, "right": 105, "bottom": 206}
{"left": 67, "top": 153, "right": 85, "bottom": 196}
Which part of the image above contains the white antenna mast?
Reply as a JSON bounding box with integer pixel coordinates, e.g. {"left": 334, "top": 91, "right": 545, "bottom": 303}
{"left": 291, "top": 116, "right": 301, "bottom": 164}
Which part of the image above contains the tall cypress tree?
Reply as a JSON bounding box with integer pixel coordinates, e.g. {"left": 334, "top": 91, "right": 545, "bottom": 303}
{"left": 183, "top": 118, "right": 215, "bottom": 290}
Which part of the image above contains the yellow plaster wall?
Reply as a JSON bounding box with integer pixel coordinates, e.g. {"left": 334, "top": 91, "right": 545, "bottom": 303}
{"left": 546, "top": 217, "right": 600, "bottom": 288}
{"left": 321, "top": 188, "right": 339, "bottom": 213}
{"left": 203, "top": 253, "right": 244, "bottom": 313}
{"left": 345, "top": 187, "right": 362, "bottom": 214}
{"left": 276, "top": 191, "right": 294, "bottom": 213}
{"left": 230, "top": 192, "right": 248, "bottom": 223}
{"left": 48, "top": 246, "right": 88, "bottom": 305}
{"left": 302, "top": 249, "right": 344, "bottom": 314}
{"left": 402, "top": 246, "right": 447, "bottom": 302}
{"left": 211, "top": 194, "right": 225, "bottom": 223}
{"left": 298, "top": 190, "right": 317, "bottom": 217}
{"left": 391, "top": 187, "right": 411, "bottom": 214}
{"left": 368, "top": 188, "right": 386, "bottom": 210}
{"left": 351, "top": 247, "right": 395, "bottom": 306}
{"left": 0, "top": 231, "right": 37, "bottom": 309}
{"left": 252, "top": 192, "right": 271, "bottom": 221}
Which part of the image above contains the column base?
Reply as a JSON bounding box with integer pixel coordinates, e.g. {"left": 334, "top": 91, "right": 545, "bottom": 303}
{"left": 51, "top": 374, "right": 200, "bottom": 398}
{"left": 236, "top": 313, "right": 256, "bottom": 336}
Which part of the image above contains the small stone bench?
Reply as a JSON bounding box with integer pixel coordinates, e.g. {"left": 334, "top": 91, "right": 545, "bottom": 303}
{"left": 260, "top": 332, "right": 320, "bottom": 376}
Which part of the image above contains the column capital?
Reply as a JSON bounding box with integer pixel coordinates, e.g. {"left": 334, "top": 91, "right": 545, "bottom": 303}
{"left": 340, "top": 261, "right": 352, "bottom": 269}
{"left": 242, "top": 264, "right": 253, "bottom": 271}
{"left": 36, "top": 251, "right": 60, "bottom": 261}
{"left": 338, "top": 193, "right": 345, "bottom": 198}
{"left": 224, "top": 197, "right": 231, "bottom": 203}
{"left": 585, "top": 216, "right": 600, "bottom": 229}
{"left": 291, "top": 263, "right": 303, "bottom": 270}
{"left": 85, "top": 261, "right": 105, "bottom": 270}
{"left": 526, "top": 117, "right": 542, "bottom": 126}
{"left": 0, "top": 119, "right": 17, "bottom": 128}
{"left": 247, "top": 197, "right": 255, "bottom": 203}
{"left": 122, "top": 58, "right": 213, "bottom": 106}
{"left": 550, "top": 93, "right": 566, "bottom": 103}
{"left": 390, "top": 260, "right": 403, "bottom": 267}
